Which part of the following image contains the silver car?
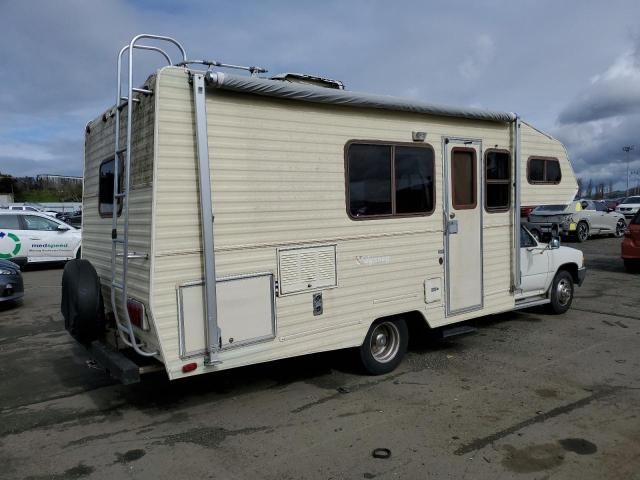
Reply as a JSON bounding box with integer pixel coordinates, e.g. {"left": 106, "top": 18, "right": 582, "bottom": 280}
{"left": 525, "top": 200, "right": 627, "bottom": 242}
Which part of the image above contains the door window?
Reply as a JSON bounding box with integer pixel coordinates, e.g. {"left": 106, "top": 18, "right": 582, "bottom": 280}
{"left": 22, "top": 215, "right": 60, "bottom": 231}
{"left": 0, "top": 215, "right": 20, "bottom": 229}
{"left": 451, "top": 148, "right": 477, "bottom": 210}
{"left": 520, "top": 226, "right": 537, "bottom": 247}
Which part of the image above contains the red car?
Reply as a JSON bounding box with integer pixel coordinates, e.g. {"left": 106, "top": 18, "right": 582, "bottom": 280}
{"left": 622, "top": 211, "right": 640, "bottom": 272}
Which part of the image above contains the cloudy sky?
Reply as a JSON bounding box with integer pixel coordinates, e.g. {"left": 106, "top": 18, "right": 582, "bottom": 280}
{"left": 2, "top": 0, "right": 640, "bottom": 191}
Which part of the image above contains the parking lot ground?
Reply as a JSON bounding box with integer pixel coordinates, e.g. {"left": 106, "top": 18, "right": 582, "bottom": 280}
{"left": 1, "top": 237, "right": 639, "bottom": 480}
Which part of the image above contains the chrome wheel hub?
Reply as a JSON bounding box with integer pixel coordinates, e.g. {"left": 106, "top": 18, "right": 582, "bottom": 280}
{"left": 556, "top": 279, "right": 572, "bottom": 306}
{"left": 370, "top": 322, "right": 400, "bottom": 363}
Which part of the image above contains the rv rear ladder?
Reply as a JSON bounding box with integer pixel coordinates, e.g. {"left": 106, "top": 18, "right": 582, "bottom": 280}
{"left": 110, "top": 34, "right": 187, "bottom": 358}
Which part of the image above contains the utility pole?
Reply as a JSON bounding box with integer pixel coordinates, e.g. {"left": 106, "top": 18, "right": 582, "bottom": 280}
{"left": 623, "top": 145, "right": 634, "bottom": 197}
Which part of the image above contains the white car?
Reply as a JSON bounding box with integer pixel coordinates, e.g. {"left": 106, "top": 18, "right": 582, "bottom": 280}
{"left": 519, "top": 226, "right": 586, "bottom": 313}
{"left": 5, "top": 204, "right": 59, "bottom": 217}
{"left": 616, "top": 196, "right": 640, "bottom": 219}
{"left": 0, "top": 211, "right": 81, "bottom": 264}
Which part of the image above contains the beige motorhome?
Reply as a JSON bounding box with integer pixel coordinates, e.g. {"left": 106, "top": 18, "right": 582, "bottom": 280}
{"left": 62, "top": 35, "right": 583, "bottom": 383}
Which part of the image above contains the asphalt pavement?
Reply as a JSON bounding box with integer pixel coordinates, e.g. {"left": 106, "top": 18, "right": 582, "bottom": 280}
{"left": 0, "top": 236, "right": 639, "bottom": 479}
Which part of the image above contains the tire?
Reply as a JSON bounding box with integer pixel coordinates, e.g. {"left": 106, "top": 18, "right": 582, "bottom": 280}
{"left": 530, "top": 228, "right": 541, "bottom": 242}
{"left": 359, "top": 318, "right": 408, "bottom": 375}
{"left": 576, "top": 221, "right": 589, "bottom": 243}
{"left": 546, "top": 270, "right": 574, "bottom": 314}
{"left": 61, "top": 259, "right": 105, "bottom": 343}
{"left": 613, "top": 220, "right": 626, "bottom": 238}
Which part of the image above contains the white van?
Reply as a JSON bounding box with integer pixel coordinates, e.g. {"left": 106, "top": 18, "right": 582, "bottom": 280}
{"left": 0, "top": 211, "right": 81, "bottom": 264}
{"left": 61, "top": 34, "right": 586, "bottom": 384}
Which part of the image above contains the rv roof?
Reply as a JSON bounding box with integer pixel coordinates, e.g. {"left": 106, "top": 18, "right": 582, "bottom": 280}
{"left": 204, "top": 70, "right": 516, "bottom": 123}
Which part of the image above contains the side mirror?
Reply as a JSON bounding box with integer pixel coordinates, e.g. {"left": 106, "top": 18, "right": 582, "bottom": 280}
{"left": 549, "top": 237, "right": 560, "bottom": 249}
{"left": 57, "top": 225, "right": 70, "bottom": 231}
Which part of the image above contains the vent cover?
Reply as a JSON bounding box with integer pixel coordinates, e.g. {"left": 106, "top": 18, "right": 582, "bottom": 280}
{"left": 278, "top": 245, "right": 337, "bottom": 295}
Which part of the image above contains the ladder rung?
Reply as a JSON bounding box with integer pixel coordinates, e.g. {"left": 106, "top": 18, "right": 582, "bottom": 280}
{"left": 117, "top": 97, "right": 140, "bottom": 110}
{"left": 132, "top": 87, "right": 153, "bottom": 95}
{"left": 116, "top": 146, "right": 127, "bottom": 154}
{"left": 113, "top": 238, "right": 124, "bottom": 244}
{"left": 112, "top": 281, "right": 124, "bottom": 289}
{"left": 114, "top": 193, "right": 126, "bottom": 198}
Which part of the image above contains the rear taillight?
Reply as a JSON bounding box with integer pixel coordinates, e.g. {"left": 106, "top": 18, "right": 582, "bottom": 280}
{"left": 521, "top": 206, "right": 536, "bottom": 217}
{"left": 126, "top": 298, "right": 147, "bottom": 330}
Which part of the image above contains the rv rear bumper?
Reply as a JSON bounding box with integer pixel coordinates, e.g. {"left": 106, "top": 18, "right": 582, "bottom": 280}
{"left": 88, "top": 340, "right": 141, "bottom": 385}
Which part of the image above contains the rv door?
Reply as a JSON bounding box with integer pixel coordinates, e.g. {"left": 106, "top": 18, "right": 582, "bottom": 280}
{"left": 443, "top": 138, "right": 483, "bottom": 315}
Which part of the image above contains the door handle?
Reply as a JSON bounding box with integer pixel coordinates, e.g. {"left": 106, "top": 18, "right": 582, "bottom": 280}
{"left": 447, "top": 219, "right": 459, "bottom": 234}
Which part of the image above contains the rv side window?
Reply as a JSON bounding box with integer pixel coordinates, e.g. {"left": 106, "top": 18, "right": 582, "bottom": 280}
{"left": 451, "top": 148, "right": 477, "bottom": 210}
{"left": 395, "top": 146, "right": 434, "bottom": 214}
{"left": 348, "top": 144, "right": 393, "bottom": 217}
{"left": 98, "top": 157, "right": 122, "bottom": 217}
{"left": 485, "top": 150, "right": 511, "bottom": 212}
{"left": 346, "top": 142, "right": 434, "bottom": 218}
{"left": 527, "top": 157, "right": 561, "bottom": 184}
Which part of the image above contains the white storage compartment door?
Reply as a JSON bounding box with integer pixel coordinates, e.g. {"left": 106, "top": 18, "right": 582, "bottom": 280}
{"left": 178, "top": 273, "right": 276, "bottom": 357}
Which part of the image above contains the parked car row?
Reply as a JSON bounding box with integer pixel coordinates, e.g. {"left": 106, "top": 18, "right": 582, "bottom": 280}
{"left": 1, "top": 204, "right": 59, "bottom": 216}
{"left": 615, "top": 195, "right": 640, "bottom": 219}
{"left": 523, "top": 199, "right": 626, "bottom": 242}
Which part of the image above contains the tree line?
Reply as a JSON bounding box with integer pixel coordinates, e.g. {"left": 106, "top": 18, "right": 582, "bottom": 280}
{"left": 0, "top": 173, "right": 82, "bottom": 203}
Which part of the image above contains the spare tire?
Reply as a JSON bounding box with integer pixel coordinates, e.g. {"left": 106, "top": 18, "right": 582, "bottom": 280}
{"left": 61, "top": 259, "right": 105, "bottom": 344}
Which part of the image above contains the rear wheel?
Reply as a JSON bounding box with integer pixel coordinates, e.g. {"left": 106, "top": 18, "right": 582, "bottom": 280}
{"left": 576, "top": 222, "right": 589, "bottom": 242}
{"left": 359, "top": 318, "right": 408, "bottom": 375}
{"left": 61, "top": 259, "right": 105, "bottom": 343}
{"left": 613, "top": 220, "right": 626, "bottom": 238}
{"left": 547, "top": 270, "right": 574, "bottom": 314}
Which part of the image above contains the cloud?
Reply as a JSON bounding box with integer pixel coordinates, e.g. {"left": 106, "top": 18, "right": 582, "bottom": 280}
{"left": 558, "top": 50, "right": 640, "bottom": 124}
{"left": 458, "top": 35, "right": 495, "bottom": 81}
{"left": 2, "top": 0, "right": 640, "bottom": 190}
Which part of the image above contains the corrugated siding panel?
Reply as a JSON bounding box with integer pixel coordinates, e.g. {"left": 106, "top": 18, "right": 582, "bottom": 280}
{"left": 83, "top": 82, "right": 157, "bottom": 351}
{"left": 520, "top": 122, "right": 578, "bottom": 206}
{"left": 152, "top": 67, "right": 521, "bottom": 378}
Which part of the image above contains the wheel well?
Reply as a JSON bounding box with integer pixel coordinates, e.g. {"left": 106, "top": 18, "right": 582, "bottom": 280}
{"left": 373, "top": 310, "right": 431, "bottom": 342}
{"left": 558, "top": 263, "right": 579, "bottom": 284}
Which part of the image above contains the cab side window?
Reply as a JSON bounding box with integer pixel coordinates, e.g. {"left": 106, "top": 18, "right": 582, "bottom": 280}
{"left": 22, "top": 215, "right": 60, "bottom": 231}
{"left": 0, "top": 215, "right": 20, "bottom": 229}
{"left": 520, "top": 227, "right": 537, "bottom": 248}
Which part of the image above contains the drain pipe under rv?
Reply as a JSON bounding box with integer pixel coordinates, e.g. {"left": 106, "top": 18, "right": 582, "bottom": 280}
{"left": 513, "top": 116, "right": 522, "bottom": 292}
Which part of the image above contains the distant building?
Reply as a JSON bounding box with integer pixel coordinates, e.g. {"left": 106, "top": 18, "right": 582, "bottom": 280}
{"left": 36, "top": 174, "right": 82, "bottom": 186}
{"left": 0, "top": 193, "right": 14, "bottom": 205}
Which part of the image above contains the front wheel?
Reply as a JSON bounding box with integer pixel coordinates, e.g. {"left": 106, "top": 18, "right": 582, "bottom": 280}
{"left": 547, "top": 270, "right": 574, "bottom": 314}
{"left": 359, "top": 318, "right": 408, "bottom": 375}
{"left": 576, "top": 222, "right": 589, "bottom": 243}
{"left": 613, "top": 220, "right": 626, "bottom": 238}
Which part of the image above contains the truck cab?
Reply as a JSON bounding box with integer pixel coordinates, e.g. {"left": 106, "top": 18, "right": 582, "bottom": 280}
{"left": 518, "top": 226, "right": 586, "bottom": 313}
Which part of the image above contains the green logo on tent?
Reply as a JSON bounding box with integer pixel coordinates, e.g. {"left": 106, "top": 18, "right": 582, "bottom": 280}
{"left": 0, "top": 232, "right": 21, "bottom": 259}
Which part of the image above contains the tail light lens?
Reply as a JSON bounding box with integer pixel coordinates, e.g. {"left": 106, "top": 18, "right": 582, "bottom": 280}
{"left": 521, "top": 206, "right": 536, "bottom": 217}
{"left": 126, "top": 298, "right": 147, "bottom": 330}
